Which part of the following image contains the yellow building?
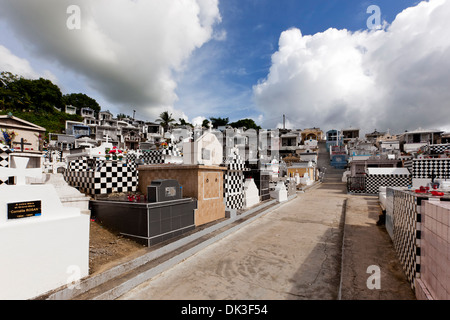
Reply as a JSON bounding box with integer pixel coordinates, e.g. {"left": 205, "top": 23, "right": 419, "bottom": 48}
{"left": 287, "top": 162, "right": 318, "bottom": 181}
{"left": 301, "top": 128, "right": 324, "bottom": 142}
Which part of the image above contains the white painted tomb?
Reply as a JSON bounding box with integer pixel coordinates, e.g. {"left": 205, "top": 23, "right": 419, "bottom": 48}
{"left": 295, "top": 173, "right": 301, "bottom": 185}
{"left": 379, "top": 186, "right": 387, "bottom": 211}
{"left": 441, "top": 180, "right": 450, "bottom": 191}
{"left": 44, "top": 173, "right": 91, "bottom": 215}
{"left": 270, "top": 181, "right": 288, "bottom": 202}
{"left": 300, "top": 172, "right": 313, "bottom": 186}
{"left": 0, "top": 157, "right": 90, "bottom": 300}
{"left": 244, "top": 178, "right": 260, "bottom": 209}
{"left": 304, "top": 139, "right": 318, "bottom": 148}
{"left": 183, "top": 132, "right": 223, "bottom": 166}
{"left": 269, "top": 159, "right": 280, "bottom": 178}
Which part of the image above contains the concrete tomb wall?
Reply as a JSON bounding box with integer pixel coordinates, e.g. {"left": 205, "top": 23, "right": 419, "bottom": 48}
{"left": 416, "top": 200, "right": 450, "bottom": 300}
{"left": 0, "top": 157, "right": 90, "bottom": 300}
{"left": 138, "top": 164, "right": 226, "bottom": 226}
{"left": 386, "top": 188, "right": 450, "bottom": 292}
{"left": 64, "top": 157, "right": 138, "bottom": 195}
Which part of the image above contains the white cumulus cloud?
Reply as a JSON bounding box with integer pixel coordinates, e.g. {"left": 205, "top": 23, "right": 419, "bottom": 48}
{"left": 0, "top": 45, "right": 57, "bottom": 82}
{"left": 254, "top": 0, "right": 450, "bottom": 134}
{"left": 0, "top": 0, "right": 222, "bottom": 120}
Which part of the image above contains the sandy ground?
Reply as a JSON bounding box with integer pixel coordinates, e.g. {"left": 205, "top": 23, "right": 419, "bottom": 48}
{"left": 88, "top": 219, "right": 147, "bottom": 275}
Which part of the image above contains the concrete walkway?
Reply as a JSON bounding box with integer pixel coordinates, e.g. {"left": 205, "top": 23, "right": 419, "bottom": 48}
{"left": 46, "top": 141, "right": 414, "bottom": 300}
{"left": 118, "top": 144, "right": 415, "bottom": 300}
{"left": 118, "top": 182, "right": 347, "bottom": 300}
{"left": 340, "top": 195, "right": 416, "bottom": 299}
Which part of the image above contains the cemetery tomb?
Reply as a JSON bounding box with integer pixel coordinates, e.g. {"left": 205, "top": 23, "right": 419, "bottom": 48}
{"left": 243, "top": 178, "right": 260, "bottom": 209}
{"left": 141, "top": 150, "right": 164, "bottom": 164}
{"left": 0, "top": 143, "right": 13, "bottom": 185}
{"left": 162, "top": 142, "right": 183, "bottom": 164}
{"left": 223, "top": 151, "right": 247, "bottom": 210}
{"left": 64, "top": 157, "right": 138, "bottom": 195}
{"left": 0, "top": 157, "right": 90, "bottom": 300}
{"left": 183, "top": 132, "right": 223, "bottom": 166}
{"left": 244, "top": 161, "right": 270, "bottom": 201}
{"left": 148, "top": 179, "right": 183, "bottom": 203}
{"left": 139, "top": 164, "right": 227, "bottom": 226}
{"left": 412, "top": 158, "right": 450, "bottom": 178}
{"left": 416, "top": 201, "right": 450, "bottom": 300}
{"left": 285, "top": 179, "right": 297, "bottom": 197}
{"left": 365, "top": 168, "right": 411, "bottom": 195}
{"left": 270, "top": 181, "right": 288, "bottom": 202}
{"left": 385, "top": 187, "right": 450, "bottom": 291}
{"left": 428, "top": 143, "right": 450, "bottom": 155}
{"left": 91, "top": 179, "right": 196, "bottom": 247}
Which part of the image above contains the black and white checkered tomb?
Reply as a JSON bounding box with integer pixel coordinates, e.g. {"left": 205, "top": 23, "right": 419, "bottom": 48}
{"left": 365, "top": 174, "right": 412, "bottom": 194}
{"left": 244, "top": 161, "right": 270, "bottom": 201}
{"left": 140, "top": 150, "right": 163, "bottom": 164}
{"left": 0, "top": 143, "right": 12, "bottom": 185}
{"left": 223, "top": 152, "right": 247, "bottom": 210}
{"left": 412, "top": 159, "right": 450, "bottom": 179}
{"left": 64, "top": 157, "right": 138, "bottom": 195}
{"left": 428, "top": 144, "right": 450, "bottom": 155}
{"left": 390, "top": 189, "right": 422, "bottom": 291}
{"left": 161, "top": 143, "right": 182, "bottom": 157}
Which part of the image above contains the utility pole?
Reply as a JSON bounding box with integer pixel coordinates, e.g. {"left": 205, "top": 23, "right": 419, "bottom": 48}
{"left": 283, "top": 115, "right": 286, "bottom": 130}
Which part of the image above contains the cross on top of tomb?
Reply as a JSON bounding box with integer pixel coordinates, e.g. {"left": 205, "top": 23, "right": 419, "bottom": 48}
{"left": 12, "top": 138, "right": 32, "bottom": 152}
{"left": 0, "top": 157, "right": 42, "bottom": 186}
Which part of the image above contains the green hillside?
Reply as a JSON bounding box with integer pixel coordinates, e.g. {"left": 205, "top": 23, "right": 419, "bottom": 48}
{"left": 1, "top": 71, "right": 96, "bottom": 140}
{"left": 0, "top": 109, "right": 83, "bottom": 137}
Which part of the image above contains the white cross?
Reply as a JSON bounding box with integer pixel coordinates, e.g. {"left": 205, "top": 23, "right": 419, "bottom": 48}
{"left": 0, "top": 157, "right": 42, "bottom": 186}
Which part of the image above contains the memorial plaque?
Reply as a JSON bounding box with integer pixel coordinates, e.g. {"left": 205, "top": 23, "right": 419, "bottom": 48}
{"left": 202, "top": 148, "right": 211, "bottom": 161}
{"left": 165, "top": 186, "right": 176, "bottom": 197}
{"left": 148, "top": 179, "right": 182, "bottom": 203}
{"left": 7, "top": 201, "right": 42, "bottom": 220}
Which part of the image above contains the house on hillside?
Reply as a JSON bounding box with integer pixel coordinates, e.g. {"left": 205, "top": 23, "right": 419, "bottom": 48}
{"left": 399, "top": 128, "right": 443, "bottom": 154}
{"left": 301, "top": 128, "right": 324, "bottom": 142}
{"left": 342, "top": 128, "right": 360, "bottom": 145}
{"left": 326, "top": 129, "right": 343, "bottom": 152}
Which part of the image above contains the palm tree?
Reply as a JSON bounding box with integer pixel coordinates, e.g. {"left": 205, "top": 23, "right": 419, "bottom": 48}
{"left": 156, "top": 111, "right": 176, "bottom": 132}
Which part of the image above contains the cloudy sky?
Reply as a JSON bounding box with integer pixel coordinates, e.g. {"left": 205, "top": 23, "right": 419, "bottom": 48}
{"left": 1, "top": 0, "right": 449, "bottom": 134}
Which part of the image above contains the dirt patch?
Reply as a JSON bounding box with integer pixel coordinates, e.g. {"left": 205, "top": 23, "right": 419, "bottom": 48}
{"left": 88, "top": 219, "right": 147, "bottom": 275}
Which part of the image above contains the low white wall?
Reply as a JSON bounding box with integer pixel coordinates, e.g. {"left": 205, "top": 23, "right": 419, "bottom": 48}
{"left": 0, "top": 185, "right": 90, "bottom": 300}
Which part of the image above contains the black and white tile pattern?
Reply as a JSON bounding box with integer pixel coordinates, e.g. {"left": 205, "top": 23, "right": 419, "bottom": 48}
{"left": 223, "top": 152, "right": 247, "bottom": 210}
{"left": 64, "top": 157, "right": 138, "bottom": 195}
{"left": 224, "top": 171, "right": 245, "bottom": 209}
{"left": 388, "top": 188, "right": 427, "bottom": 291}
{"left": 0, "top": 143, "right": 12, "bottom": 185}
{"left": 140, "top": 150, "right": 163, "bottom": 164}
{"left": 428, "top": 144, "right": 450, "bottom": 154}
{"left": 161, "top": 143, "right": 182, "bottom": 157}
{"left": 412, "top": 159, "right": 450, "bottom": 179}
{"left": 365, "top": 174, "right": 411, "bottom": 194}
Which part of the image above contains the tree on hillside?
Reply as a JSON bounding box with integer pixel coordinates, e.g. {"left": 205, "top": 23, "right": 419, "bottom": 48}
{"left": 0, "top": 73, "right": 64, "bottom": 112}
{"left": 31, "top": 78, "right": 64, "bottom": 112}
{"left": 0, "top": 71, "right": 19, "bottom": 87}
{"left": 156, "top": 111, "right": 176, "bottom": 132}
{"left": 229, "top": 118, "right": 262, "bottom": 130}
{"left": 202, "top": 119, "right": 211, "bottom": 128}
{"left": 63, "top": 93, "right": 101, "bottom": 115}
{"left": 210, "top": 117, "right": 229, "bottom": 129}
{"left": 178, "top": 118, "right": 193, "bottom": 127}
{"left": 0, "top": 72, "right": 20, "bottom": 110}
